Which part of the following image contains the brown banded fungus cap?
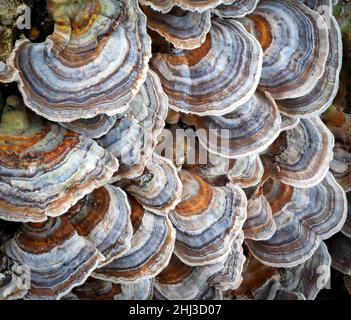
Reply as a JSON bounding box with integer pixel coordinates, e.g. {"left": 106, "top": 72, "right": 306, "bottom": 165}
{"left": 262, "top": 117, "right": 334, "bottom": 188}
{"left": 60, "top": 115, "right": 117, "bottom": 139}
{"left": 150, "top": 17, "right": 262, "bottom": 116}
{"left": 170, "top": 170, "right": 246, "bottom": 266}
{"left": 155, "top": 233, "right": 245, "bottom": 299}
{"left": 9, "top": 0, "right": 152, "bottom": 122}
{"left": 242, "top": 0, "right": 329, "bottom": 100}
{"left": 123, "top": 153, "right": 183, "bottom": 216}
{"left": 93, "top": 197, "right": 175, "bottom": 283}
{"left": 2, "top": 218, "right": 105, "bottom": 300}
{"left": 246, "top": 173, "right": 347, "bottom": 267}
{"left": 227, "top": 156, "right": 264, "bottom": 188}
{"left": 142, "top": 5, "right": 211, "bottom": 50}
{"left": 214, "top": 0, "right": 260, "bottom": 18}
{"left": 276, "top": 0, "right": 342, "bottom": 118}
{"left": 243, "top": 184, "right": 276, "bottom": 241}
{"left": 0, "top": 97, "right": 119, "bottom": 222}
{"left": 66, "top": 185, "right": 133, "bottom": 266}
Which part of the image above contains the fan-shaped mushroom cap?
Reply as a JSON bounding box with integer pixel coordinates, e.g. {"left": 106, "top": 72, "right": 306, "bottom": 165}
{"left": 0, "top": 254, "right": 28, "bottom": 300}
{"left": 123, "top": 154, "right": 182, "bottom": 216}
{"left": 246, "top": 173, "right": 347, "bottom": 267}
{"left": 150, "top": 17, "right": 262, "bottom": 116}
{"left": 243, "top": 185, "right": 276, "bottom": 241}
{"left": 9, "top": 0, "right": 151, "bottom": 122}
{"left": 154, "top": 233, "right": 244, "bottom": 299}
{"left": 227, "top": 155, "right": 264, "bottom": 188}
{"left": 2, "top": 218, "right": 105, "bottom": 300}
{"left": 276, "top": 2, "right": 342, "bottom": 118}
{"left": 98, "top": 70, "right": 168, "bottom": 181}
{"left": 140, "top": 0, "right": 232, "bottom": 13}
{"left": 230, "top": 241, "right": 331, "bottom": 300}
{"left": 182, "top": 90, "right": 281, "bottom": 159}
{"left": 0, "top": 62, "right": 17, "bottom": 84}
{"left": 170, "top": 170, "right": 246, "bottom": 266}
{"left": 214, "top": 0, "right": 259, "bottom": 18}
{"left": 93, "top": 197, "right": 175, "bottom": 283}
{"left": 262, "top": 117, "right": 334, "bottom": 188}
{"left": 66, "top": 185, "right": 133, "bottom": 266}
{"left": 0, "top": 103, "right": 119, "bottom": 223}
{"left": 327, "top": 233, "right": 351, "bottom": 276}
{"left": 60, "top": 115, "right": 117, "bottom": 139}
{"left": 142, "top": 5, "right": 211, "bottom": 49}
{"left": 242, "top": 0, "right": 329, "bottom": 100}
{"left": 70, "top": 277, "right": 153, "bottom": 300}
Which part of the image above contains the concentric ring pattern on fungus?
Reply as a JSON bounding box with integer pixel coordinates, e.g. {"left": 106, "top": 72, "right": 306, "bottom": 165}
{"left": 0, "top": 0, "right": 350, "bottom": 301}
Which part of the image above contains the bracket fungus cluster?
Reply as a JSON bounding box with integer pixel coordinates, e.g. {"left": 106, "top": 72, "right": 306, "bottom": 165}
{"left": 0, "top": 0, "right": 350, "bottom": 300}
